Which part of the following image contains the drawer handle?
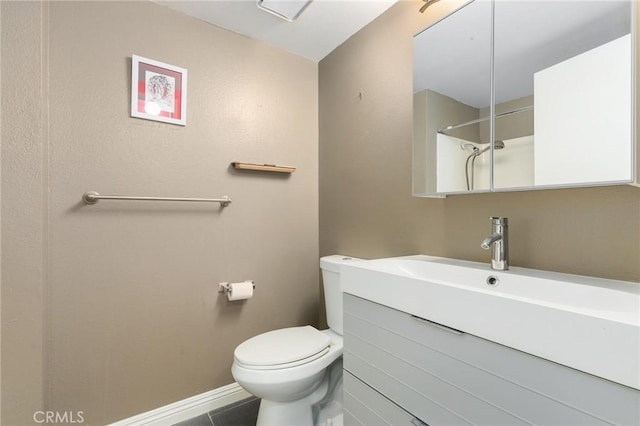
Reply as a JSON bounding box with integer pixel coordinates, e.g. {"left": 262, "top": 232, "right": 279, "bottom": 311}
{"left": 411, "top": 315, "right": 464, "bottom": 335}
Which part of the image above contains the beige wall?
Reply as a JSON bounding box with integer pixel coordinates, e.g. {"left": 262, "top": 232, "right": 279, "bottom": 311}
{"left": 319, "top": 1, "right": 639, "bottom": 282}
{"left": 414, "top": 89, "right": 480, "bottom": 194}
{"left": 1, "top": 2, "right": 48, "bottom": 424}
{"left": 2, "top": 1, "right": 318, "bottom": 424}
{"left": 3, "top": 0, "right": 640, "bottom": 424}
{"left": 480, "top": 95, "right": 534, "bottom": 142}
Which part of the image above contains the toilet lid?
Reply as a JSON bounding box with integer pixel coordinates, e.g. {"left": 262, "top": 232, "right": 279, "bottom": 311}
{"left": 234, "top": 326, "right": 331, "bottom": 368}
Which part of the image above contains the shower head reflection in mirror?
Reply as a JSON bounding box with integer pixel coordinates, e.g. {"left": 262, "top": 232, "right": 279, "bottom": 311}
{"left": 460, "top": 140, "right": 505, "bottom": 155}
{"left": 465, "top": 141, "right": 506, "bottom": 190}
{"left": 437, "top": 133, "right": 534, "bottom": 193}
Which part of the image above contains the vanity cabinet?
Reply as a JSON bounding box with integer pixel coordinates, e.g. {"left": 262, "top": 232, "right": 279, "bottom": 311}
{"left": 343, "top": 293, "right": 640, "bottom": 426}
{"left": 343, "top": 371, "right": 415, "bottom": 426}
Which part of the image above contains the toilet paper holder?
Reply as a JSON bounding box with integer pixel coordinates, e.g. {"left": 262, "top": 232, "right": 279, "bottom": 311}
{"left": 218, "top": 280, "right": 255, "bottom": 294}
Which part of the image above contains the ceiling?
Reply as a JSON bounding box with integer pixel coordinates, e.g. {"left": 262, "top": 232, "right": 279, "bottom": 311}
{"left": 413, "top": 0, "right": 631, "bottom": 108}
{"left": 155, "top": 0, "right": 399, "bottom": 62}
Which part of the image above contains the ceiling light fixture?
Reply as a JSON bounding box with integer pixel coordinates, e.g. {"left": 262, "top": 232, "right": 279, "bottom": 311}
{"left": 256, "top": 0, "right": 314, "bottom": 22}
{"left": 419, "top": 0, "right": 442, "bottom": 13}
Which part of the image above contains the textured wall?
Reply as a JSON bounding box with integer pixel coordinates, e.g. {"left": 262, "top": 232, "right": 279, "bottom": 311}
{"left": 1, "top": 2, "right": 48, "bottom": 424}
{"left": 319, "top": 1, "right": 640, "bottom": 282}
{"left": 3, "top": 0, "right": 639, "bottom": 424}
{"left": 2, "top": 1, "right": 318, "bottom": 424}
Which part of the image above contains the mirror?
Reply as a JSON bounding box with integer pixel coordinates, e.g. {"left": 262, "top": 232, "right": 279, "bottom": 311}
{"left": 413, "top": 0, "right": 634, "bottom": 196}
{"left": 413, "top": 1, "right": 493, "bottom": 194}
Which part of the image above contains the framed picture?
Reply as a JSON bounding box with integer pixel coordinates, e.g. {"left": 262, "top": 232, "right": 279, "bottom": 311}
{"left": 131, "top": 55, "right": 187, "bottom": 126}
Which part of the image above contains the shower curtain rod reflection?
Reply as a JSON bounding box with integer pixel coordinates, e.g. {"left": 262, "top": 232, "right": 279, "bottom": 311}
{"left": 438, "top": 105, "right": 533, "bottom": 134}
{"left": 82, "top": 191, "right": 232, "bottom": 207}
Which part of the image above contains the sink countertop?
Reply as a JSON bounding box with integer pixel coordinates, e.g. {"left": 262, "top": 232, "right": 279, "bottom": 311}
{"left": 341, "top": 255, "right": 640, "bottom": 390}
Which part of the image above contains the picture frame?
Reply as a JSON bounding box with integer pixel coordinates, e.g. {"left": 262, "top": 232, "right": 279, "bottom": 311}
{"left": 131, "top": 55, "right": 187, "bottom": 126}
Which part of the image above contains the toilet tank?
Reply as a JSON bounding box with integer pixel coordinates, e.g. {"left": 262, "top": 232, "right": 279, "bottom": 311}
{"left": 320, "top": 255, "right": 362, "bottom": 335}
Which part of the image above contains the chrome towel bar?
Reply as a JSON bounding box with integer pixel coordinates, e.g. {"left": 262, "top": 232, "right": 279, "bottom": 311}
{"left": 82, "top": 191, "right": 231, "bottom": 207}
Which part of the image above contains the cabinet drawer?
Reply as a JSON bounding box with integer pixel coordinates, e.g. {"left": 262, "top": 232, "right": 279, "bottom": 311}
{"left": 344, "top": 294, "right": 639, "bottom": 426}
{"left": 344, "top": 370, "right": 417, "bottom": 426}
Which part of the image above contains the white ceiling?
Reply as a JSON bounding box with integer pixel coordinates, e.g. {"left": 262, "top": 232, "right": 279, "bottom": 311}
{"left": 413, "top": 0, "right": 631, "bottom": 108}
{"left": 155, "top": 0, "right": 398, "bottom": 62}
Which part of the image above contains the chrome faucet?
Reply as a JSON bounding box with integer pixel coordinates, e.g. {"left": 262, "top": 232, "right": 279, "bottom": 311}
{"left": 481, "top": 217, "right": 509, "bottom": 270}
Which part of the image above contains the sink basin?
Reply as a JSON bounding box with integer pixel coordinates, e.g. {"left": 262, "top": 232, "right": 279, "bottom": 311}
{"left": 341, "top": 255, "right": 640, "bottom": 389}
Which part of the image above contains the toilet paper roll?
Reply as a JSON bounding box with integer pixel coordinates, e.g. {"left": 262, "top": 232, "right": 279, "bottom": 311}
{"left": 227, "top": 281, "right": 254, "bottom": 301}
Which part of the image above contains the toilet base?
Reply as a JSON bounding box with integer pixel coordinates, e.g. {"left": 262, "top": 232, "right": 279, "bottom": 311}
{"left": 256, "top": 359, "right": 343, "bottom": 426}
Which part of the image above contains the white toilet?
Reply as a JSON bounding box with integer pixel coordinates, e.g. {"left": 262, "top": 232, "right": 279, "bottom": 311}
{"left": 231, "top": 255, "right": 359, "bottom": 426}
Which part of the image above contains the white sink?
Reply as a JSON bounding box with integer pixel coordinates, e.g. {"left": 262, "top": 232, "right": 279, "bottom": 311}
{"left": 341, "top": 255, "right": 640, "bottom": 390}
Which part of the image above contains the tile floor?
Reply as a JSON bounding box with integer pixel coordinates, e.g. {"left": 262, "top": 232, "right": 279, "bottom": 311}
{"left": 173, "top": 397, "right": 260, "bottom": 426}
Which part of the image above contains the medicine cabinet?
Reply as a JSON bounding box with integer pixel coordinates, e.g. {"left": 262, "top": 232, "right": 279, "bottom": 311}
{"left": 412, "top": 0, "right": 636, "bottom": 196}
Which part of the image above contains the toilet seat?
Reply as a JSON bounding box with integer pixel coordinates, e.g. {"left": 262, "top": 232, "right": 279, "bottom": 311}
{"left": 234, "top": 326, "right": 331, "bottom": 370}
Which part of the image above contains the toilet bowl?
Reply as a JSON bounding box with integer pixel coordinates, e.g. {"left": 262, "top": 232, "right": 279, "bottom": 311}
{"left": 231, "top": 255, "right": 360, "bottom": 426}
{"left": 232, "top": 328, "right": 343, "bottom": 425}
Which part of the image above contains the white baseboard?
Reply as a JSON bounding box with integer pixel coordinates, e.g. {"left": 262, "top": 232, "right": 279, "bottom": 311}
{"left": 107, "top": 382, "right": 252, "bottom": 426}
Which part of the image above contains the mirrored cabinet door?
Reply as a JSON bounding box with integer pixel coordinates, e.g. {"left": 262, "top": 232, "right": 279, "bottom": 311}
{"left": 412, "top": 0, "right": 492, "bottom": 195}
{"left": 492, "top": 0, "right": 633, "bottom": 191}
{"left": 413, "top": 0, "right": 635, "bottom": 197}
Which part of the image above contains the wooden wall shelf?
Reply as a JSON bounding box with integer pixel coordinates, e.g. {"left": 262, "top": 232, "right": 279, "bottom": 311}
{"left": 232, "top": 162, "right": 296, "bottom": 173}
